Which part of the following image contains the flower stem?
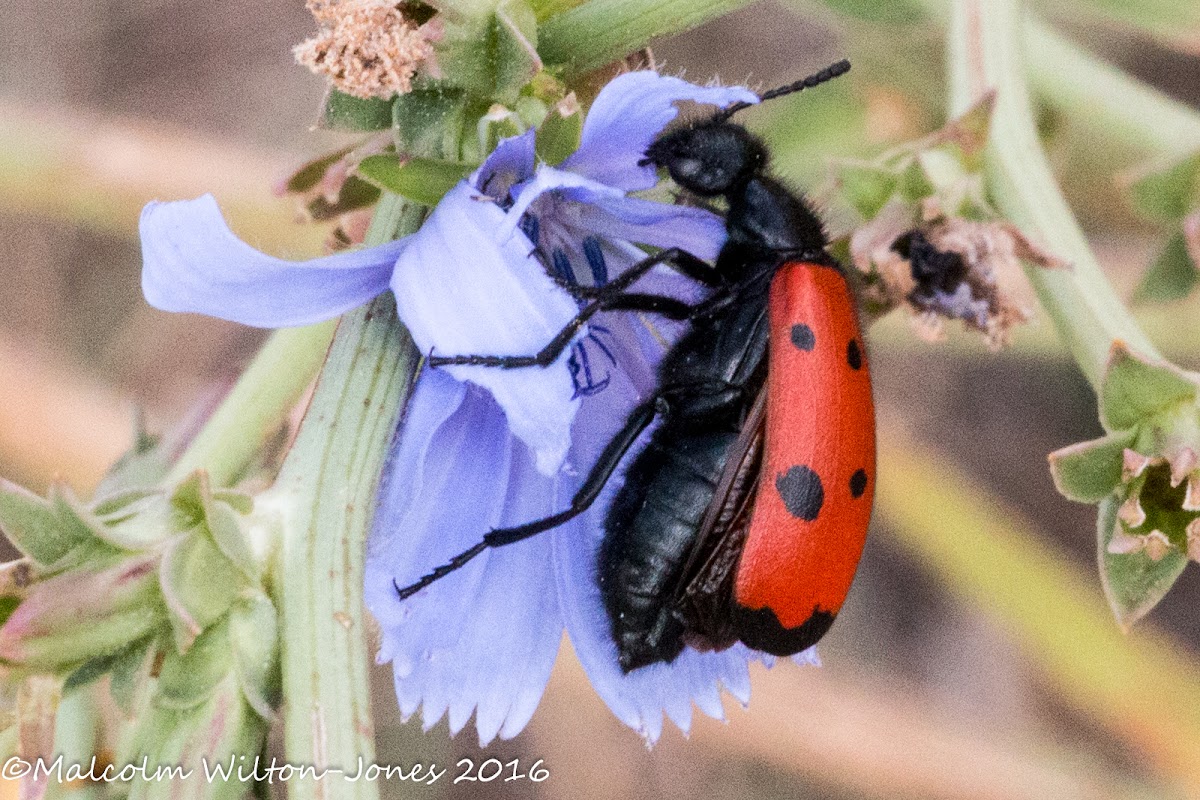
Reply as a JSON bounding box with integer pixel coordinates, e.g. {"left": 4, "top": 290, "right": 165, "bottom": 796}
{"left": 947, "top": 0, "right": 1160, "bottom": 390}
{"left": 269, "top": 265, "right": 418, "bottom": 799}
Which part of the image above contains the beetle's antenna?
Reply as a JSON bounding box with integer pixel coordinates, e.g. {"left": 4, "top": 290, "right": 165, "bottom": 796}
{"left": 714, "top": 59, "right": 851, "bottom": 122}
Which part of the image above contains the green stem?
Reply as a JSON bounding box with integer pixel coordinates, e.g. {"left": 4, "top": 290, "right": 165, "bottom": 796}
{"left": 947, "top": 0, "right": 1159, "bottom": 390}
{"left": 1023, "top": 17, "right": 1200, "bottom": 161}
{"left": 538, "top": 0, "right": 756, "bottom": 74}
{"left": 269, "top": 189, "right": 420, "bottom": 800}
{"left": 165, "top": 324, "right": 335, "bottom": 487}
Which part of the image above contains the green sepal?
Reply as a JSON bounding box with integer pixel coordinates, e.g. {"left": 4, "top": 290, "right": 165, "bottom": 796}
{"left": 159, "top": 531, "right": 242, "bottom": 653}
{"left": 357, "top": 155, "right": 473, "bottom": 206}
{"left": 1099, "top": 342, "right": 1199, "bottom": 432}
{"left": 93, "top": 492, "right": 176, "bottom": 552}
{"left": 0, "top": 556, "right": 162, "bottom": 672}
{"left": 1128, "top": 152, "right": 1200, "bottom": 224}
{"left": 63, "top": 634, "right": 154, "bottom": 694}
{"left": 320, "top": 90, "right": 394, "bottom": 132}
{"left": 493, "top": 0, "right": 542, "bottom": 102}
{"left": 393, "top": 86, "right": 468, "bottom": 158}
{"left": 155, "top": 618, "right": 234, "bottom": 711}
{"left": 1048, "top": 431, "right": 1136, "bottom": 503}
{"left": 1134, "top": 232, "right": 1199, "bottom": 303}
{"left": 535, "top": 97, "right": 581, "bottom": 166}
{"left": 93, "top": 416, "right": 169, "bottom": 498}
{"left": 229, "top": 593, "right": 280, "bottom": 720}
{"left": 1097, "top": 494, "right": 1187, "bottom": 630}
{"left": 435, "top": 0, "right": 541, "bottom": 102}
{"left": 201, "top": 494, "right": 259, "bottom": 584}
{"left": 124, "top": 675, "right": 267, "bottom": 800}
{"left": 0, "top": 480, "right": 89, "bottom": 567}
{"left": 109, "top": 635, "right": 160, "bottom": 715}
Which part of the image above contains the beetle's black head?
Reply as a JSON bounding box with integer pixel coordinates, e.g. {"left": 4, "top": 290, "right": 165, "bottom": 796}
{"left": 642, "top": 121, "right": 767, "bottom": 197}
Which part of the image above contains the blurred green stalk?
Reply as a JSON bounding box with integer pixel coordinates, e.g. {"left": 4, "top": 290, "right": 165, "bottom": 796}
{"left": 877, "top": 415, "right": 1200, "bottom": 791}
{"left": 947, "top": 0, "right": 1159, "bottom": 389}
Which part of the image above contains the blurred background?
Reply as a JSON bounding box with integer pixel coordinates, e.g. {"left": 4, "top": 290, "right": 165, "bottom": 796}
{"left": 2, "top": 0, "right": 1200, "bottom": 797}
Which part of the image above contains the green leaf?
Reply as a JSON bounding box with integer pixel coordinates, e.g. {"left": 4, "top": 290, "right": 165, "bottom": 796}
{"left": 817, "top": 0, "right": 927, "bottom": 22}
{"left": 538, "top": 0, "right": 756, "bottom": 75}
{"left": 1128, "top": 152, "right": 1200, "bottom": 223}
{"left": 1099, "top": 342, "right": 1199, "bottom": 431}
{"left": 836, "top": 162, "right": 900, "bottom": 220}
{"left": 0, "top": 481, "right": 87, "bottom": 567}
{"left": 229, "top": 593, "right": 280, "bottom": 720}
{"left": 156, "top": 618, "right": 234, "bottom": 710}
{"left": 159, "top": 532, "right": 242, "bottom": 653}
{"left": 305, "top": 175, "right": 382, "bottom": 221}
{"left": 320, "top": 90, "right": 394, "bottom": 132}
{"left": 283, "top": 146, "right": 356, "bottom": 194}
{"left": 1134, "top": 232, "right": 1200, "bottom": 303}
{"left": 357, "top": 154, "right": 472, "bottom": 206}
{"left": 1047, "top": 431, "right": 1135, "bottom": 503}
{"left": 1097, "top": 494, "right": 1187, "bottom": 630}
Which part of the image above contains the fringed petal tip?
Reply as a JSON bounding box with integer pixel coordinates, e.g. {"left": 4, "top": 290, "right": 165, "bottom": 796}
{"left": 366, "top": 371, "right": 564, "bottom": 748}
{"left": 139, "top": 194, "right": 402, "bottom": 327}
{"left": 564, "top": 71, "right": 759, "bottom": 191}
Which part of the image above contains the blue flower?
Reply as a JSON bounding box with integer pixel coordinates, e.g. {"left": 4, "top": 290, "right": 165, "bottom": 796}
{"left": 139, "top": 70, "right": 814, "bottom": 745}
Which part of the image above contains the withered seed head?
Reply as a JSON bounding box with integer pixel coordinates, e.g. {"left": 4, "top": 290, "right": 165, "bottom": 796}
{"left": 294, "top": 0, "right": 437, "bottom": 100}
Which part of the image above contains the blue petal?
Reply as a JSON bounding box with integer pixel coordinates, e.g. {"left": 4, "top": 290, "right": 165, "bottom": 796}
{"left": 364, "top": 369, "right": 564, "bottom": 746}
{"left": 570, "top": 192, "right": 728, "bottom": 261}
{"left": 471, "top": 129, "right": 537, "bottom": 201}
{"left": 140, "top": 194, "right": 400, "bottom": 327}
{"left": 391, "top": 182, "right": 582, "bottom": 475}
{"left": 562, "top": 71, "right": 759, "bottom": 192}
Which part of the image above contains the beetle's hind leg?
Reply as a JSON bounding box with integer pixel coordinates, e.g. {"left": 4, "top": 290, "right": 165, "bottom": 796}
{"left": 393, "top": 396, "right": 663, "bottom": 599}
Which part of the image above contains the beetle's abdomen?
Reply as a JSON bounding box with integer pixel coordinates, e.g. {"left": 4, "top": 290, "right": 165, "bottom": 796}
{"left": 600, "top": 427, "right": 739, "bottom": 672}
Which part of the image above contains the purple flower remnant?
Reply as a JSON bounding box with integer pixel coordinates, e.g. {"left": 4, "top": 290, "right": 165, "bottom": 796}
{"left": 138, "top": 69, "right": 814, "bottom": 745}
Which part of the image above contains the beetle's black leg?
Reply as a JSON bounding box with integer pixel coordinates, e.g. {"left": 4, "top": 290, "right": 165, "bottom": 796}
{"left": 554, "top": 247, "right": 723, "bottom": 301}
{"left": 393, "top": 397, "right": 662, "bottom": 599}
{"left": 427, "top": 288, "right": 720, "bottom": 368}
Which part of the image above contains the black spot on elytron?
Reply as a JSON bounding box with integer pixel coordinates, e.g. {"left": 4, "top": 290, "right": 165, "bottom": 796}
{"left": 847, "top": 339, "right": 862, "bottom": 370}
{"left": 790, "top": 324, "right": 815, "bottom": 351}
{"left": 734, "top": 604, "right": 836, "bottom": 656}
{"left": 776, "top": 466, "right": 824, "bottom": 521}
{"left": 850, "top": 469, "right": 868, "bottom": 498}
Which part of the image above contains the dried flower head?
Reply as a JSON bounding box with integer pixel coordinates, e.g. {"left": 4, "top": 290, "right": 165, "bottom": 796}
{"left": 855, "top": 210, "right": 1063, "bottom": 349}
{"left": 294, "top": 0, "right": 437, "bottom": 100}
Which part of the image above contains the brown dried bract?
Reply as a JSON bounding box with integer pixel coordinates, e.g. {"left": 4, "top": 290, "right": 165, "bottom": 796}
{"left": 857, "top": 211, "right": 1065, "bottom": 349}
{"left": 294, "top": 0, "right": 438, "bottom": 100}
